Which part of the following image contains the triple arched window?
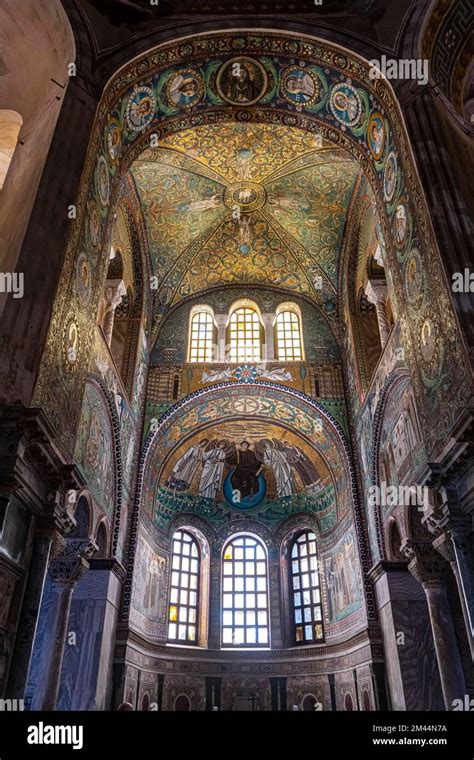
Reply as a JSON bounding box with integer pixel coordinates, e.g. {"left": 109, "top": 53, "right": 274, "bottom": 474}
{"left": 167, "top": 530, "right": 323, "bottom": 648}
{"left": 188, "top": 301, "right": 304, "bottom": 363}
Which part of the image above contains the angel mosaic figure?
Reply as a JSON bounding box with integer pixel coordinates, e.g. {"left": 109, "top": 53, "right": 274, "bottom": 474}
{"left": 199, "top": 440, "right": 230, "bottom": 499}
{"left": 165, "top": 439, "right": 209, "bottom": 491}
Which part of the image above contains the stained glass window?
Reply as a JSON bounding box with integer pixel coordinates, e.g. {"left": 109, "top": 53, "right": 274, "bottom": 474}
{"left": 227, "top": 307, "right": 262, "bottom": 363}
{"left": 189, "top": 309, "right": 215, "bottom": 362}
{"left": 290, "top": 531, "right": 324, "bottom": 644}
{"left": 222, "top": 536, "right": 269, "bottom": 647}
{"left": 275, "top": 309, "right": 303, "bottom": 361}
{"left": 168, "top": 530, "right": 199, "bottom": 644}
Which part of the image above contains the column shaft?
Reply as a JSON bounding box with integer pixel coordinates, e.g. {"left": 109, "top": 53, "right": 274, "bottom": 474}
{"left": 40, "top": 581, "right": 75, "bottom": 710}
{"left": 7, "top": 531, "right": 53, "bottom": 698}
{"left": 422, "top": 579, "right": 466, "bottom": 709}
{"left": 374, "top": 302, "right": 390, "bottom": 348}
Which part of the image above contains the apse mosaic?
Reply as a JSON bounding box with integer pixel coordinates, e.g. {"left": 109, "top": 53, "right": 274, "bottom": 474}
{"left": 155, "top": 421, "right": 336, "bottom": 531}
{"left": 141, "top": 384, "right": 354, "bottom": 534}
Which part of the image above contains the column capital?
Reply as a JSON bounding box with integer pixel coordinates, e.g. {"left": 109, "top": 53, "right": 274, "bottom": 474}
{"left": 105, "top": 278, "right": 126, "bottom": 308}
{"left": 432, "top": 532, "right": 456, "bottom": 566}
{"left": 402, "top": 540, "right": 450, "bottom": 585}
{"left": 48, "top": 537, "right": 98, "bottom": 583}
{"left": 48, "top": 555, "right": 90, "bottom": 585}
{"left": 214, "top": 313, "right": 228, "bottom": 328}
{"left": 364, "top": 279, "right": 388, "bottom": 306}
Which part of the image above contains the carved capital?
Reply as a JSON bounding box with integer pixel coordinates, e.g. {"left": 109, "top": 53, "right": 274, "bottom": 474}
{"left": 64, "top": 537, "right": 98, "bottom": 562}
{"left": 432, "top": 532, "right": 456, "bottom": 566}
{"left": 105, "top": 279, "right": 126, "bottom": 310}
{"left": 421, "top": 497, "right": 448, "bottom": 537}
{"left": 364, "top": 279, "right": 388, "bottom": 306}
{"left": 402, "top": 540, "right": 450, "bottom": 585}
{"left": 48, "top": 555, "right": 89, "bottom": 585}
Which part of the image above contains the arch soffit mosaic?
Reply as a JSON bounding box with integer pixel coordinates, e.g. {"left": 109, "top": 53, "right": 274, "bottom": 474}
{"left": 32, "top": 31, "right": 470, "bottom": 464}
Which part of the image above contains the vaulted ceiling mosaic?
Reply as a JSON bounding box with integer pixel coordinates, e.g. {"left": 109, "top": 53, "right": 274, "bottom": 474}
{"left": 129, "top": 122, "right": 360, "bottom": 322}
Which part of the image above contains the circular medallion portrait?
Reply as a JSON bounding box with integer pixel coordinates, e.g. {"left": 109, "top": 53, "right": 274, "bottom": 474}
{"left": 420, "top": 317, "right": 442, "bottom": 380}
{"left": 125, "top": 85, "right": 156, "bottom": 133}
{"left": 329, "top": 83, "right": 362, "bottom": 127}
{"left": 165, "top": 68, "right": 204, "bottom": 109}
{"left": 95, "top": 155, "right": 110, "bottom": 207}
{"left": 75, "top": 251, "right": 92, "bottom": 305}
{"left": 394, "top": 201, "right": 410, "bottom": 249}
{"left": 367, "top": 112, "right": 385, "bottom": 160}
{"left": 404, "top": 247, "right": 424, "bottom": 309}
{"left": 63, "top": 317, "right": 80, "bottom": 372}
{"left": 86, "top": 202, "right": 101, "bottom": 253}
{"left": 383, "top": 151, "right": 398, "bottom": 202}
{"left": 281, "top": 66, "right": 321, "bottom": 109}
{"left": 216, "top": 57, "right": 268, "bottom": 106}
{"left": 106, "top": 117, "right": 122, "bottom": 163}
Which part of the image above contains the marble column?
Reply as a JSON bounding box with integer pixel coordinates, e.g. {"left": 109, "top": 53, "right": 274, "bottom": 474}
{"left": 404, "top": 542, "right": 466, "bottom": 710}
{"left": 268, "top": 553, "right": 283, "bottom": 649}
{"left": 6, "top": 522, "right": 55, "bottom": 698}
{"left": 37, "top": 555, "right": 89, "bottom": 710}
{"left": 215, "top": 314, "right": 227, "bottom": 362}
{"left": 261, "top": 314, "right": 275, "bottom": 361}
{"left": 421, "top": 483, "right": 474, "bottom": 657}
{"left": 207, "top": 555, "right": 221, "bottom": 649}
{"left": 433, "top": 528, "right": 474, "bottom": 660}
{"left": 368, "top": 560, "right": 443, "bottom": 710}
{"left": 103, "top": 279, "right": 126, "bottom": 346}
{"left": 365, "top": 280, "right": 390, "bottom": 349}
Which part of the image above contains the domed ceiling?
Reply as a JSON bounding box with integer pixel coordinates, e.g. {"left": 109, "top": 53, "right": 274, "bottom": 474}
{"left": 130, "top": 122, "right": 360, "bottom": 322}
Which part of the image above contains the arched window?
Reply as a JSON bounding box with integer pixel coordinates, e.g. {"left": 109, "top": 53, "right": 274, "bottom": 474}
{"left": 95, "top": 522, "right": 108, "bottom": 559}
{"left": 0, "top": 110, "right": 23, "bottom": 190}
{"left": 174, "top": 694, "right": 191, "bottom": 711}
{"left": 275, "top": 305, "right": 304, "bottom": 361}
{"left": 71, "top": 496, "right": 91, "bottom": 539}
{"left": 290, "top": 531, "right": 324, "bottom": 644}
{"left": 387, "top": 519, "right": 403, "bottom": 562}
{"left": 189, "top": 306, "right": 216, "bottom": 362}
{"left": 226, "top": 304, "right": 263, "bottom": 363}
{"left": 222, "top": 535, "right": 269, "bottom": 647}
{"left": 168, "top": 529, "right": 200, "bottom": 644}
